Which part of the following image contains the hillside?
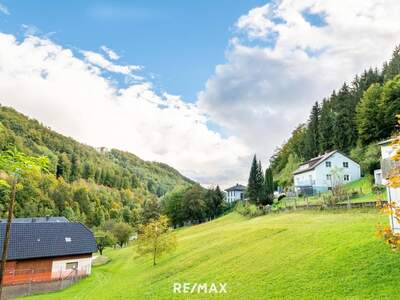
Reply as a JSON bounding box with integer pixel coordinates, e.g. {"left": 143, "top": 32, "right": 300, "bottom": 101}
{"left": 0, "top": 105, "right": 193, "bottom": 226}
{"left": 0, "top": 105, "right": 193, "bottom": 194}
{"left": 271, "top": 45, "right": 400, "bottom": 187}
{"left": 26, "top": 210, "right": 400, "bottom": 300}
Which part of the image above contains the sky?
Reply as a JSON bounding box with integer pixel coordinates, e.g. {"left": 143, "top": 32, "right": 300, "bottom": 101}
{"left": 0, "top": 0, "right": 400, "bottom": 188}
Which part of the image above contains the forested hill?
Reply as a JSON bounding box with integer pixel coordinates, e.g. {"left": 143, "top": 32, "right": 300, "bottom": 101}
{"left": 270, "top": 45, "right": 400, "bottom": 187}
{"left": 0, "top": 105, "right": 194, "bottom": 226}
{"left": 0, "top": 106, "right": 193, "bottom": 194}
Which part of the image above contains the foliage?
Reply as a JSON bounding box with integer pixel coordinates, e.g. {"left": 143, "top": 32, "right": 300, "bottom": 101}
{"left": 264, "top": 168, "right": 274, "bottom": 205}
{"left": 378, "top": 124, "right": 400, "bottom": 250}
{"left": 246, "top": 155, "right": 265, "bottom": 204}
{"left": 162, "top": 185, "right": 227, "bottom": 227}
{"left": 94, "top": 230, "right": 116, "bottom": 255}
{"left": 137, "top": 215, "right": 177, "bottom": 266}
{"left": 0, "top": 106, "right": 194, "bottom": 228}
{"left": 111, "top": 222, "right": 133, "bottom": 248}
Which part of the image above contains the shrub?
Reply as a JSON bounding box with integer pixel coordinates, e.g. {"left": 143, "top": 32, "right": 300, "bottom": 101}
{"left": 372, "top": 184, "right": 386, "bottom": 194}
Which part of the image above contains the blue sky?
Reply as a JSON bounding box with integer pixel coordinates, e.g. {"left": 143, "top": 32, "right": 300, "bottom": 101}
{"left": 0, "top": 1, "right": 398, "bottom": 186}
{"left": 0, "top": 0, "right": 266, "bottom": 102}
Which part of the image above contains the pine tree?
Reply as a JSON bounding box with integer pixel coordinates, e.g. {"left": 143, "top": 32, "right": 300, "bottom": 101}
{"left": 256, "top": 160, "right": 265, "bottom": 203}
{"left": 304, "top": 102, "right": 320, "bottom": 159}
{"left": 264, "top": 168, "right": 274, "bottom": 205}
{"left": 319, "top": 98, "right": 334, "bottom": 153}
{"left": 332, "top": 83, "right": 357, "bottom": 152}
{"left": 383, "top": 45, "right": 400, "bottom": 81}
{"left": 247, "top": 155, "right": 264, "bottom": 204}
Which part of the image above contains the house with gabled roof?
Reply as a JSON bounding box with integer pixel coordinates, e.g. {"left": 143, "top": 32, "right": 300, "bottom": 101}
{"left": 225, "top": 184, "right": 246, "bottom": 203}
{"left": 0, "top": 217, "right": 97, "bottom": 288}
{"left": 293, "top": 150, "right": 361, "bottom": 195}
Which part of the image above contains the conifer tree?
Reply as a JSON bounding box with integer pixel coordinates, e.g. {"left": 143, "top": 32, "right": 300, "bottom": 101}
{"left": 264, "top": 168, "right": 274, "bottom": 205}
{"left": 319, "top": 98, "right": 335, "bottom": 153}
{"left": 304, "top": 102, "right": 320, "bottom": 159}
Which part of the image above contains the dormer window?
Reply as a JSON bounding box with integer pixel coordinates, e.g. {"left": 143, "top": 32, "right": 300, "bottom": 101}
{"left": 325, "top": 161, "right": 331, "bottom": 167}
{"left": 343, "top": 162, "right": 349, "bottom": 168}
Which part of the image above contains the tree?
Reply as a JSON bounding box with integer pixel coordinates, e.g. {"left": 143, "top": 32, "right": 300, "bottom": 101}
{"left": 381, "top": 75, "right": 400, "bottom": 138}
{"left": 356, "top": 83, "right": 383, "bottom": 145}
{"left": 304, "top": 102, "right": 320, "bottom": 159}
{"left": 204, "top": 186, "right": 226, "bottom": 220}
{"left": 264, "top": 168, "right": 274, "bottom": 205}
{"left": 247, "top": 155, "right": 264, "bottom": 204}
{"left": 181, "top": 185, "right": 206, "bottom": 224}
{"left": 0, "top": 148, "right": 49, "bottom": 298}
{"left": 112, "top": 222, "right": 133, "bottom": 247}
{"left": 162, "top": 187, "right": 185, "bottom": 227}
{"left": 319, "top": 99, "right": 335, "bottom": 153}
{"left": 137, "top": 215, "right": 177, "bottom": 266}
{"left": 94, "top": 230, "right": 116, "bottom": 255}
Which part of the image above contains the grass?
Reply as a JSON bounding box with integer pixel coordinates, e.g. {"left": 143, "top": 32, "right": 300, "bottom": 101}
{"left": 24, "top": 210, "right": 400, "bottom": 300}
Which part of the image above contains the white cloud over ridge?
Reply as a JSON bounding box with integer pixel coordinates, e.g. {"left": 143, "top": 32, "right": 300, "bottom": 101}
{"left": 0, "top": 33, "right": 251, "bottom": 186}
{"left": 199, "top": 0, "right": 400, "bottom": 174}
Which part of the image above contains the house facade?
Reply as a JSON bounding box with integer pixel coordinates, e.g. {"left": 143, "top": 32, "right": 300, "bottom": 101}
{"left": 293, "top": 150, "right": 361, "bottom": 195}
{"left": 225, "top": 184, "right": 246, "bottom": 203}
{"left": 0, "top": 217, "right": 97, "bottom": 287}
{"left": 379, "top": 139, "right": 400, "bottom": 232}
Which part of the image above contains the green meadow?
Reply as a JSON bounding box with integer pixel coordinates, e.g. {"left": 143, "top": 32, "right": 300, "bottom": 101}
{"left": 26, "top": 210, "right": 400, "bottom": 300}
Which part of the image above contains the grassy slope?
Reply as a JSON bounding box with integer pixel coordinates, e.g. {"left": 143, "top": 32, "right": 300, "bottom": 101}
{"left": 26, "top": 211, "right": 400, "bottom": 300}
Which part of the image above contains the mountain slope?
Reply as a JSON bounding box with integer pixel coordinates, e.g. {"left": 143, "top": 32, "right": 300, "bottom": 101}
{"left": 26, "top": 210, "right": 398, "bottom": 300}
{"left": 0, "top": 105, "right": 193, "bottom": 196}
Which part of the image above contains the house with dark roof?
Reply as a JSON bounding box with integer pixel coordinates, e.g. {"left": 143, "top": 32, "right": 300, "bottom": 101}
{"left": 293, "top": 150, "right": 361, "bottom": 195}
{"left": 0, "top": 217, "right": 97, "bottom": 287}
{"left": 225, "top": 184, "right": 246, "bottom": 203}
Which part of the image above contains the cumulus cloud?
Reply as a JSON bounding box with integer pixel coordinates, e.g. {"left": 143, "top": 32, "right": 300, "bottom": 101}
{"left": 199, "top": 0, "right": 400, "bottom": 170}
{"left": 81, "top": 50, "right": 142, "bottom": 77}
{"left": 0, "top": 33, "right": 251, "bottom": 187}
{"left": 100, "top": 45, "right": 120, "bottom": 60}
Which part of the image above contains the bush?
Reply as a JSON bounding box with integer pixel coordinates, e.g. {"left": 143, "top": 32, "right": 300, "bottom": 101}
{"left": 372, "top": 184, "right": 386, "bottom": 194}
{"left": 235, "top": 202, "right": 264, "bottom": 218}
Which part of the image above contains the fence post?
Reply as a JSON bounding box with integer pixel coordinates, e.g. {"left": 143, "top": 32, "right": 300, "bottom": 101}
{"left": 294, "top": 197, "right": 297, "bottom": 210}
{"left": 306, "top": 197, "right": 309, "bottom": 208}
{"left": 347, "top": 194, "right": 351, "bottom": 209}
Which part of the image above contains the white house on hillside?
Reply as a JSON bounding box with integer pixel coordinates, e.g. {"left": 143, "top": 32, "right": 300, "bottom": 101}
{"left": 293, "top": 150, "right": 361, "bottom": 195}
{"left": 225, "top": 184, "right": 246, "bottom": 203}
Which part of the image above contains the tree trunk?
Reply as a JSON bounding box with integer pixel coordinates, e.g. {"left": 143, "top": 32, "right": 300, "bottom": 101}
{"left": 0, "top": 178, "right": 17, "bottom": 299}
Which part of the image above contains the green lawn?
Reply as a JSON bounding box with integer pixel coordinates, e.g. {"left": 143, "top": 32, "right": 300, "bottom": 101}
{"left": 25, "top": 210, "right": 400, "bottom": 300}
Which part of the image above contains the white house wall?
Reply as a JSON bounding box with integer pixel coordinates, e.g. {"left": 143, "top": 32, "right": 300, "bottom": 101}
{"left": 51, "top": 256, "right": 92, "bottom": 279}
{"left": 314, "top": 152, "right": 361, "bottom": 190}
{"left": 226, "top": 190, "right": 244, "bottom": 203}
{"left": 294, "top": 152, "right": 361, "bottom": 193}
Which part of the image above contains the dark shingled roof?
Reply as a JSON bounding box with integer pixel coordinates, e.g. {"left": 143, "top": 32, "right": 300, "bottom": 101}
{"left": 0, "top": 217, "right": 69, "bottom": 223}
{"left": 0, "top": 222, "right": 97, "bottom": 261}
{"left": 225, "top": 184, "right": 246, "bottom": 192}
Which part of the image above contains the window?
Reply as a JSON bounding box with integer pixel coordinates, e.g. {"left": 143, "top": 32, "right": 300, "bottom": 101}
{"left": 344, "top": 175, "right": 350, "bottom": 181}
{"left": 65, "top": 237, "right": 72, "bottom": 242}
{"left": 343, "top": 162, "right": 349, "bottom": 168}
{"left": 66, "top": 262, "right": 78, "bottom": 270}
{"left": 326, "top": 174, "right": 332, "bottom": 181}
{"left": 325, "top": 161, "right": 331, "bottom": 167}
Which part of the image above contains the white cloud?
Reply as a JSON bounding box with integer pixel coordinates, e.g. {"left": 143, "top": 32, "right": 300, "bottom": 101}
{"left": 0, "top": 33, "right": 251, "bottom": 187}
{"left": 100, "top": 45, "right": 120, "bottom": 60}
{"left": 81, "top": 50, "right": 142, "bottom": 77}
{"left": 199, "top": 0, "right": 400, "bottom": 175}
{"left": 0, "top": 3, "right": 9, "bottom": 15}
